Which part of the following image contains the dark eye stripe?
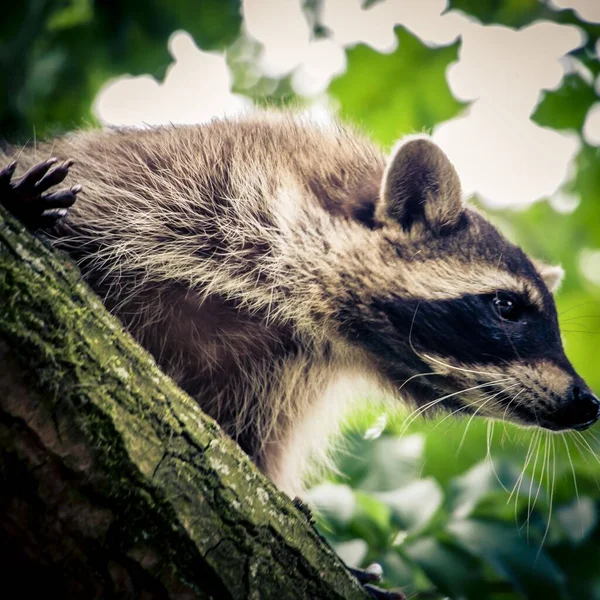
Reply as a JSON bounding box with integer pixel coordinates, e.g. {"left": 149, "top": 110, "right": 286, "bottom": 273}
{"left": 354, "top": 293, "right": 563, "bottom": 366}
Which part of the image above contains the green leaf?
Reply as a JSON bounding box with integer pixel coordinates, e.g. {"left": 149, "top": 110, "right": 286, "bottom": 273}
{"left": 448, "top": 0, "right": 598, "bottom": 32}
{"left": 376, "top": 477, "right": 443, "bottom": 533}
{"left": 331, "top": 432, "right": 378, "bottom": 488}
{"left": 556, "top": 496, "right": 597, "bottom": 544}
{"left": 47, "top": 0, "right": 93, "bottom": 30}
{"left": 350, "top": 491, "right": 393, "bottom": 548}
{"left": 376, "top": 549, "right": 420, "bottom": 590}
{"left": 532, "top": 73, "right": 598, "bottom": 133}
{"left": 0, "top": 0, "right": 242, "bottom": 139}
{"left": 329, "top": 27, "right": 465, "bottom": 147}
{"left": 571, "top": 47, "right": 600, "bottom": 78}
{"left": 332, "top": 538, "right": 369, "bottom": 568}
{"left": 163, "top": 0, "right": 242, "bottom": 51}
{"left": 547, "top": 538, "right": 600, "bottom": 600}
{"left": 448, "top": 459, "right": 528, "bottom": 519}
{"left": 358, "top": 434, "right": 426, "bottom": 492}
{"left": 447, "top": 0, "right": 545, "bottom": 27}
{"left": 305, "top": 482, "right": 356, "bottom": 530}
{"left": 404, "top": 536, "right": 489, "bottom": 600}
{"left": 447, "top": 519, "right": 568, "bottom": 598}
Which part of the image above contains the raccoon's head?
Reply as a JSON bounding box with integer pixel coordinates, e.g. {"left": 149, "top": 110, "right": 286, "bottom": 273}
{"left": 341, "top": 135, "right": 599, "bottom": 432}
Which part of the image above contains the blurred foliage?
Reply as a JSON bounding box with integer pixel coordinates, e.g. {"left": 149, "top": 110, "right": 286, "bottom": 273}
{"left": 308, "top": 404, "right": 600, "bottom": 599}
{"left": 0, "top": 0, "right": 241, "bottom": 140}
{"left": 533, "top": 73, "right": 597, "bottom": 132}
{"left": 2, "top": 1, "right": 600, "bottom": 599}
{"left": 329, "top": 28, "right": 465, "bottom": 146}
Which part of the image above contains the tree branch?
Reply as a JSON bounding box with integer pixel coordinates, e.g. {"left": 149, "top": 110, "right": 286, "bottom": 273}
{"left": 0, "top": 205, "right": 369, "bottom": 599}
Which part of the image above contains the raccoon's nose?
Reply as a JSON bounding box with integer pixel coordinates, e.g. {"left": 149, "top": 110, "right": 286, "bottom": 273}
{"left": 559, "top": 386, "right": 600, "bottom": 431}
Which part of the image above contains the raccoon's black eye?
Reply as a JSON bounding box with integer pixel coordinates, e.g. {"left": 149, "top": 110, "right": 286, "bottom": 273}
{"left": 493, "top": 293, "right": 522, "bottom": 321}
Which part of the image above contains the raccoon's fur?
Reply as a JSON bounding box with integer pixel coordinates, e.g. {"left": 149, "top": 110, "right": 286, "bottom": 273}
{"left": 2, "top": 113, "right": 598, "bottom": 496}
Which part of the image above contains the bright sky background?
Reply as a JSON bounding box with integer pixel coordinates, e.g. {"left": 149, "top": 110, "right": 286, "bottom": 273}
{"left": 94, "top": 0, "right": 600, "bottom": 211}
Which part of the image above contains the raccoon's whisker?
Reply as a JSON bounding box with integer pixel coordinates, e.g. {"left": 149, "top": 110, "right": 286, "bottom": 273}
{"left": 408, "top": 303, "right": 514, "bottom": 379}
{"left": 421, "top": 353, "right": 514, "bottom": 378}
{"left": 572, "top": 431, "right": 600, "bottom": 472}
{"left": 434, "top": 383, "right": 519, "bottom": 433}
{"left": 456, "top": 398, "right": 494, "bottom": 456}
{"left": 507, "top": 427, "right": 539, "bottom": 506}
{"left": 513, "top": 430, "right": 541, "bottom": 528}
{"left": 569, "top": 432, "right": 600, "bottom": 491}
{"left": 561, "top": 433, "right": 583, "bottom": 538}
{"left": 561, "top": 314, "right": 600, "bottom": 322}
{"left": 398, "top": 397, "right": 450, "bottom": 437}
{"left": 538, "top": 433, "right": 556, "bottom": 554}
{"left": 396, "top": 371, "right": 440, "bottom": 394}
{"left": 574, "top": 431, "right": 600, "bottom": 465}
{"left": 586, "top": 430, "right": 600, "bottom": 446}
{"left": 561, "top": 319, "right": 599, "bottom": 333}
{"left": 524, "top": 429, "right": 544, "bottom": 537}
{"left": 456, "top": 385, "right": 519, "bottom": 456}
{"left": 485, "top": 421, "right": 511, "bottom": 493}
{"left": 562, "top": 329, "right": 600, "bottom": 336}
{"left": 486, "top": 419, "right": 493, "bottom": 461}
{"left": 408, "top": 301, "right": 422, "bottom": 357}
{"left": 429, "top": 402, "right": 471, "bottom": 429}
{"left": 399, "top": 379, "right": 512, "bottom": 435}
{"left": 501, "top": 388, "right": 525, "bottom": 439}
{"left": 486, "top": 382, "right": 520, "bottom": 405}
{"left": 535, "top": 432, "right": 551, "bottom": 538}
{"left": 569, "top": 433, "right": 591, "bottom": 464}
{"left": 558, "top": 300, "right": 600, "bottom": 317}
{"left": 523, "top": 431, "right": 549, "bottom": 539}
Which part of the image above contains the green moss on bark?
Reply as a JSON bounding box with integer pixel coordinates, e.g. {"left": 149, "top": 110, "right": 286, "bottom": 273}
{"left": 0, "top": 205, "right": 369, "bottom": 599}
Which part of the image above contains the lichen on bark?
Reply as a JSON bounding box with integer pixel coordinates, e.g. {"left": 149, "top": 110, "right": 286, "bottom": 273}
{"left": 0, "top": 205, "right": 369, "bottom": 599}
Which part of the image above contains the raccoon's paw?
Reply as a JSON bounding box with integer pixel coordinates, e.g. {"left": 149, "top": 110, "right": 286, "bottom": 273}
{"left": 292, "top": 498, "right": 405, "bottom": 600}
{"left": 363, "top": 583, "right": 405, "bottom": 600}
{"left": 349, "top": 564, "right": 383, "bottom": 584}
{"left": 350, "top": 566, "right": 406, "bottom": 600}
{"left": 0, "top": 157, "right": 81, "bottom": 230}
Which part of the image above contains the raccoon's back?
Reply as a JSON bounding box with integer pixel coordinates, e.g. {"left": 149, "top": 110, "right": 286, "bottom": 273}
{"left": 2, "top": 115, "right": 385, "bottom": 313}
{"left": 5, "top": 116, "right": 383, "bottom": 228}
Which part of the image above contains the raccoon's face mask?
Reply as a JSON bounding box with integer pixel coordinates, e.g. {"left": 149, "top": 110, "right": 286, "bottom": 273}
{"left": 352, "top": 135, "right": 600, "bottom": 432}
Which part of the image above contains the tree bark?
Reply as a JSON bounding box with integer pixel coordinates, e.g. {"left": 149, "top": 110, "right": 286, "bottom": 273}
{"left": 0, "top": 205, "right": 369, "bottom": 600}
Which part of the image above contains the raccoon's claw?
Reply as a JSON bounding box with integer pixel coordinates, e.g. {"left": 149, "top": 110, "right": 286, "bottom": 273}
{"left": 363, "top": 583, "right": 406, "bottom": 600}
{"left": 12, "top": 157, "right": 58, "bottom": 193}
{"left": 0, "top": 160, "right": 17, "bottom": 186}
{"left": 42, "top": 185, "right": 81, "bottom": 208}
{"left": 349, "top": 564, "right": 383, "bottom": 584}
{"left": 34, "top": 159, "right": 74, "bottom": 193}
{"left": 0, "top": 157, "right": 80, "bottom": 230}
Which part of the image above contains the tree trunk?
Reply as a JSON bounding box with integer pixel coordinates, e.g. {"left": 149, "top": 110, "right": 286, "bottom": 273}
{"left": 0, "top": 206, "right": 369, "bottom": 600}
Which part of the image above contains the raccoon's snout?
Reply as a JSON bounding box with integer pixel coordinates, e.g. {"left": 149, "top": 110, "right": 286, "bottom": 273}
{"left": 548, "top": 386, "right": 600, "bottom": 431}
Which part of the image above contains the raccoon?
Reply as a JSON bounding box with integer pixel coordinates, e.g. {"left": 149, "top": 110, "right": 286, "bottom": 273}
{"left": 1, "top": 114, "right": 598, "bottom": 498}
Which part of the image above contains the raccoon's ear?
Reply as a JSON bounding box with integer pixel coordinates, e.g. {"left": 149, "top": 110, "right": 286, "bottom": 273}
{"left": 532, "top": 258, "right": 564, "bottom": 294}
{"left": 379, "top": 136, "right": 464, "bottom": 234}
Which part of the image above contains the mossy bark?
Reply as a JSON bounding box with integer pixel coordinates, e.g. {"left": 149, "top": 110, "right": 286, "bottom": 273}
{"left": 0, "top": 205, "right": 369, "bottom": 600}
